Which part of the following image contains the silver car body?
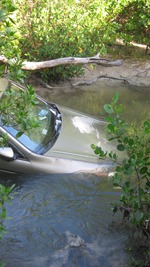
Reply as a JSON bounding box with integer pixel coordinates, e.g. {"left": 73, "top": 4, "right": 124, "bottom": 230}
{"left": 0, "top": 79, "right": 117, "bottom": 175}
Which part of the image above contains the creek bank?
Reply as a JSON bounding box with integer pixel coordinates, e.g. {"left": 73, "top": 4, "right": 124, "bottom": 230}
{"left": 33, "top": 59, "right": 150, "bottom": 95}
{"left": 69, "top": 59, "right": 150, "bottom": 87}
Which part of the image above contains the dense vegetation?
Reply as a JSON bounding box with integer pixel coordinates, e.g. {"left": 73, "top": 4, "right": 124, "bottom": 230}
{"left": 92, "top": 93, "right": 150, "bottom": 237}
{"left": 92, "top": 94, "right": 150, "bottom": 266}
{"left": 0, "top": 0, "right": 39, "bottom": 240}
{"left": 0, "top": 0, "right": 150, "bottom": 81}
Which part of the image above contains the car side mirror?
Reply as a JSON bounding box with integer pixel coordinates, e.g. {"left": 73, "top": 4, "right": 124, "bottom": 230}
{"left": 0, "top": 147, "right": 15, "bottom": 161}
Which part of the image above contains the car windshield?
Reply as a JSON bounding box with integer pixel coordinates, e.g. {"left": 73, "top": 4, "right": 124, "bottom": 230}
{"left": 0, "top": 82, "right": 61, "bottom": 154}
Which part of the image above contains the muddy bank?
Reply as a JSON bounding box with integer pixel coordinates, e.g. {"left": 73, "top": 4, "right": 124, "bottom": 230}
{"left": 69, "top": 59, "right": 150, "bottom": 86}
{"left": 33, "top": 59, "right": 150, "bottom": 95}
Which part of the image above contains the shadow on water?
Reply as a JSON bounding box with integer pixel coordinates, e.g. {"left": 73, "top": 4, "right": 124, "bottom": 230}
{"left": 0, "top": 172, "right": 131, "bottom": 267}
{"left": 0, "top": 81, "right": 150, "bottom": 266}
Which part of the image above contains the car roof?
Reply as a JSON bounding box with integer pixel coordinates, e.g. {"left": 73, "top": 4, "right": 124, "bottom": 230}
{"left": 0, "top": 78, "right": 10, "bottom": 98}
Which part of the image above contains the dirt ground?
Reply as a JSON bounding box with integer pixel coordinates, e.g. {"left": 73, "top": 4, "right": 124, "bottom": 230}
{"left": 69, "top": 59, "right": 150, "bottom": 86}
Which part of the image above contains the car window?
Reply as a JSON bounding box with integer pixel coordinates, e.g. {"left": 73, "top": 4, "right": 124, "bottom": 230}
{"left": 0, "top": 83, "right": 61, "bottom": 154}
{"left": 2, "top": 103, "right": 57, "bottom": 154}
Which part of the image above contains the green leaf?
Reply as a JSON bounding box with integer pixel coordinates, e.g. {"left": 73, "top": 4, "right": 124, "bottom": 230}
{"left": 137, "top": 151, "right": 144, "bottom": 158}
{"left": 122, "top": 181, "right": 130, "bottom": 194}
{"left": 103, "top": 104, "right": 114, "bottom": 114}
{"left": 139, "top": 166, "right": 148, "bottom": 175}
{"left": 15, "top": 131, "right": 24, "bottom": 138}
{"left": 108, "top": 152, "right": 113, "bottom": 158}
{"left": 120, "top": 194, "right": 126, "bottom": 203}
{"left": 107, "top": 123, "right": 114, "bottom": 132}
{"left": 116, "top": 104, "right": 123, "bottom": 113}
{"left": 1, "top": 207, "right": 6, "bottom": 219}
{"left": 117, "top": 144, "right": 125, "bottom": 151}
{"left": 128, "top": 138, "right": 134, "bottom": 146}
{"left": 0, "top": 184, "right": 5, "bottom": 193}
{"left": 113, "top": 173, "right": 121, "bottom": 186}
{"left": 113, "top": 92, "right": 119, "bottom": 104}
{"left": 143, "top": 120, "right": 150, "bottom": 134}
{"left": 105, "top": 116, "right": 112, "bottom": 122}
{"left": 93, "top": 146, "right": 107, "bottom": 158}
{"left": 124, "top": 137, "right": 128, "bottom": 144}
{"left": 146, "top": 181, "right": 150, "bottom": 188}
{"left": 116, "top": 166, "right": 123, "bottom": 172}
{"left": 113, "top": 153, "right": 118, "bottom": 161}
{"left": 91, "top": 144, "right": 96, "bottom": 149}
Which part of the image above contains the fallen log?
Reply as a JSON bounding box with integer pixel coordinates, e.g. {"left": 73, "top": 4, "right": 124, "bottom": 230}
{"left": 0, "top": 54, "right": 123, "bottom": 71}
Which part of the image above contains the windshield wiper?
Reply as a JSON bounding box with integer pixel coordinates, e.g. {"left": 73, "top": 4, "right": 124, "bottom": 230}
{"left": 49, "top": 103, "right": 62, "bottom": 135}
{"left": 41, "top": 103, "right": 62, "bottom": 150}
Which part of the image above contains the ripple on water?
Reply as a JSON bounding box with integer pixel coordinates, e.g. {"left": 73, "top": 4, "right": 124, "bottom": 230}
{"left": 0, "top": 172, "right": 131, "bottom": 267}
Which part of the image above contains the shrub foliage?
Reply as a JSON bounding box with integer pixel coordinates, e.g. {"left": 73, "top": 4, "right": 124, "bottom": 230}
{"left": 1, "top": 0, "right": 149, "bottom": 81}
{"left": 92, "top": 93, "right": 150, "bottom": 237}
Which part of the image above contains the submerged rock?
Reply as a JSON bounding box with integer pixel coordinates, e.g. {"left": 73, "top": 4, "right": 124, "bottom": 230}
{"left": 51, "top": 231, "right": 130, "bottom": 267}
{"left": 65, "top": 231, "right": 85, "bottom": 248}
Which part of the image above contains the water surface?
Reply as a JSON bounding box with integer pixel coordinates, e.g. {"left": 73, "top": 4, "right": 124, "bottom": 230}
{"left": 0, "top": 173, "right": 130, "bottom": 267}
{"left": 0, "top": 80, "right": 149, "bottom": 266}
{"left": 37, "top": 80, "right": 150, "bottom": 123}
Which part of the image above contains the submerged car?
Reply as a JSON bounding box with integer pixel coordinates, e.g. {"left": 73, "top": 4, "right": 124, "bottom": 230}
{"left": 0, "top": 78, "right": 117, "bottom": 175}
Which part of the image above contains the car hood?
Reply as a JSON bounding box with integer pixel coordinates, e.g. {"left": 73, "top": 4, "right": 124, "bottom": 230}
{"left": 45, "top": 106, "right": 120, "bottom": 163}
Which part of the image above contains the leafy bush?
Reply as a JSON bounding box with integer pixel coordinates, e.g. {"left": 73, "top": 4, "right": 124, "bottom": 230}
{"left": 1, "top": 0, "right": 149, "bottom": 81}
{"left": 114, "top": 0, "right": 150, "bottom": 45}
{"left": 13, "top": 0, "right": 149, "bottom": 81}
{"left": 92, "top": 93, "right": 150, "bottom": 237}
{"left": 0, "top": 0, "right": 21, "bottom": 58}
{"left": 14, "top": 0, "right": 108, "bottom": 81}
{"left": 0, "top": 184, "right": 15, "bottom": 239}
{"left": 0, "top": 1, "right": 39, "bottom": 239}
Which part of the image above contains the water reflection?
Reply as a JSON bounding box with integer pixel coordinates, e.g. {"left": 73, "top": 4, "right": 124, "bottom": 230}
{"left": 0, "top": 172, "right": 130, "bottom": 267}
{"left": 72, "top": 116, "right": 98, "bottom": 134}
{"left": 38, "top": 80, "right": 150, "bottom": 124}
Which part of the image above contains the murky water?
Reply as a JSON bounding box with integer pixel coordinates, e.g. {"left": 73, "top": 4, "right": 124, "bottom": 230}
{"left": 36, "top": 80, "right": 150, "bottom": 124}
{"left": 0, "top": 173, "right": 130, "bottom": 267}
{"left": 0, "top": 80, "right": 150, "bottom": 267}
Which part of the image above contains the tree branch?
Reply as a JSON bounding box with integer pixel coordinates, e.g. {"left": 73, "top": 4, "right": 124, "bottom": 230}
{"left": 0, "top": 54, "right": 123, "bottom": 71}
{"left": 72, "top": 75, "right": 129, "bottom": 87}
